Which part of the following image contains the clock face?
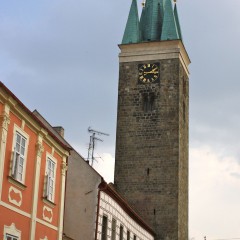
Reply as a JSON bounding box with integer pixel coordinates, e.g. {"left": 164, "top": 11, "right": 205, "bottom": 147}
{"left": 138, "top": 63, "right": 160, "bottom": 84}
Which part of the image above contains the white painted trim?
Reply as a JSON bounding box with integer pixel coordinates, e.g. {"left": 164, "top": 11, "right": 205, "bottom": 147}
{"left": 40, "top": 237, "right": 48, "bottom": 240}
{"left": 1, "top": 201, "right": 58, "bottom": 232}
{"left": 97, "top": 192, "right": 154, "bottom": 240}
{"left": 8, "top": 186, "right": 22, "bottom": 207}
{"left": 11, "top": 124, "right": 30, "bottom": 184}
{"left": 4, "top": 223, "right": 21, "bottom": 239}
{"left": 0, "top": 200, "right": 31, "bottom": 218}
{"left": 44, "top": 153, "right": 57, "bottom": 203}
{"left": 0, "top": 104, "right": 10, "bottom": 201}
{"left": 36, "top": 218, "right": 58, "bottom": 231}
{"left": 30, "top": 135, "right": 44, "bottom": 240}
{"left": 43, "top": 205, "right": 53, "bottom": 223}
{"left": 119, "top": 40, "right": 190, "bottom": 77}
{"left": 58, "top": 156, "right": 67, "bottom": 240}
{"left": 0, "top": 92, "right": 69, "bottom": 157}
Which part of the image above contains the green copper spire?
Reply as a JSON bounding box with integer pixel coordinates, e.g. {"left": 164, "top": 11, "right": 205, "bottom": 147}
{"left": 140, "top": 3, "right": 146, "bottom": 41}
{"left": 122, "top": 0, "right": 140, "bottom": 44}
{"left": 161, "top": 0, "right": 179, "bottom": 40}
{"left": 140, "top": 0, "right": 162, "bottom": 41}
{"left": 174, "top": 3, "right": 183, "bottom": 40}
{"left": 122, "top": 0, "right": 183, "bottom": 44}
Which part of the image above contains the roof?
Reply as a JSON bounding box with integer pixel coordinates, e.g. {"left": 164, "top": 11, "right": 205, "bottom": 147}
{"left": 161, "top": 0, "right": 179, "bottom": 40}
{"left": 122, "top": 0, "right": 182, "bottom": 44}
{"left": 32, "top": 110, "right": 104, "bottom": 179}
{"left": 0, "top": 82, "right": 72, "bottom": 152}
{"left": 98, "top": 181, "right": 156, "bottom": 236}
{"left": 122, "top": 0, "right": 140, "bottom": 44}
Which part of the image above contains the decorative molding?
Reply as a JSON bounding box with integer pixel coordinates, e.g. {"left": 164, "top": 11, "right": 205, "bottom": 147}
{"left": 0, "top": 112, "right": 10, "bottom": 131}
{"left": 51, "top": 147, "right": 55, "bottom": 156}
{"left": 4, "top": 223, "right": 21, "bottom": 238}
{"left": 36, "top": 141, "right": 44, "bottom": 158}
{"left": 8, "top": 186, "right": 22, "bottom": 207}
{"left": 21, "top": 119, "right": 25, "bottom": 130}
{"left": 1, "top": 130, "right": 7, "bottom": 144}
{"left": 43, "top": 197, "right": 56, "bottom": 208}
{"left": 8, "top": 176, "right": 27, "bottom": 190}
{"left": 36, "top": 217, "right": 58, "bottom": 231}
{"left": 1, "top": 200, "right": 31, "bottom": 218}
{"left": 40, "top": 236, "right": 48, "bottom": 240}
{"left": 43, "top": 205, "right": 53, "bottom": 223}
{"left": 12, "top": 124, "right": 30, "bottom": 184}
{"left": 61, "top": 161, "right": 68, "bottom": 176}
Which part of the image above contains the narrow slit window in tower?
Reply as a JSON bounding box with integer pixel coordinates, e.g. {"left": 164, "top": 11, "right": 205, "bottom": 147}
{"left": 143, "top": 93, "right": 155, "bottom": 112}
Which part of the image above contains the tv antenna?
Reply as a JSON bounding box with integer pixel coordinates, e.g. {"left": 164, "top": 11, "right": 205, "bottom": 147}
{"left": 87, "top": 127, "right": 109, "bottom": 166}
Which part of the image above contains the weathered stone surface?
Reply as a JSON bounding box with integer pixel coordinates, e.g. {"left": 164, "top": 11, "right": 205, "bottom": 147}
{"left": 114, "top": 45, "right": 189, "bottom": 240}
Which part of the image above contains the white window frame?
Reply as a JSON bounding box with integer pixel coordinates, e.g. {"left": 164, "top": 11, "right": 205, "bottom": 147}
{"left": 45, "top": 153, "right": 57, "bottom": 203}
{"left": 5, "top": 234, "right": 19, "bottom": 240}
{"left": 4, "top": 223, "right": 21, "bottom": 240}
{"left": 11, "top": 125, "right": 29, "bottom": 184}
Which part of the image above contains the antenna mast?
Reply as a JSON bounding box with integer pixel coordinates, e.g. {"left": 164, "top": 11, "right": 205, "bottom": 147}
{"left": 87, "top": 127, "right": 109, "bottom": 166}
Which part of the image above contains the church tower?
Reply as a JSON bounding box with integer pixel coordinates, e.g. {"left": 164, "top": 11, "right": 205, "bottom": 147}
{"left": 114, "top": 0, "right": 190, "bottom": 239}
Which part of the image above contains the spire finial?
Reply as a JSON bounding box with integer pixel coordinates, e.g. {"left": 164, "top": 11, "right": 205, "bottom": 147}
{"left": 142, "top": 0, "right": 146, "bottom": 7}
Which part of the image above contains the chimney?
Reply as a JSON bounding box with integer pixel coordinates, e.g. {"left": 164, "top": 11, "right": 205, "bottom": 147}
{"left": 53, "top": 126, "right": 65, "bottom": 138}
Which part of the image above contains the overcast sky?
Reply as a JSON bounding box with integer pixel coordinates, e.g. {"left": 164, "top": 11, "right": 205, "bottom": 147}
{"left": 1, "top": 0, "right": 240, "bottom": 239}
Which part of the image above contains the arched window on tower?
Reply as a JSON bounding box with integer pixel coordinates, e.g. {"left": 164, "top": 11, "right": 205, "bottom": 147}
{"left": 143, "top": 92, "right": 155, "bottom": 112}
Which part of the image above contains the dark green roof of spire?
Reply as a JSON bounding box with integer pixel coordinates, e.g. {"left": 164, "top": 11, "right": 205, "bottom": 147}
{"left": 161, "top": 0, "right": 179, "bottom": 40}
{"left": 174, "top": 3, "right": 183, "bottom": 40}
{"left": 122, "top": 0, "right": 140, "bottom": 44}
{"left": 140, "top": 0, "right": 162, "bottom": 41}
{"left": 122, "top": 0, "right": 183, "bottom": 44}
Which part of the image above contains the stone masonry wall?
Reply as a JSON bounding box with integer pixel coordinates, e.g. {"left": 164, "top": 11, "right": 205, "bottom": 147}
{"left": 114, "top": 58, "right": 189, "bottom": 240}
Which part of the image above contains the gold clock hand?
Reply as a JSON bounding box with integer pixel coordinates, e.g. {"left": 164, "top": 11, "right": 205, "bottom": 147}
{"left": 144, "top": 71, "right": 158, "bottom": 75}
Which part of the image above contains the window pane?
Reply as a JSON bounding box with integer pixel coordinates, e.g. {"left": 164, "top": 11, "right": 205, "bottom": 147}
{"left": 6, "top": 234, "right": 18, "bottom": 240}
{"left": 127, "top": 230, "right": 130, "bottom": 240}
{"left": 111, "top": 218, "right": 116, "bottom": 240}
{"left": 120, "top": 225, "right": 123, "bottom": 240}
{"left": 14, "top": 132, "right": 26, "bottom": 182}
{"left": 21, "top": 146, "right": 25, "bottom": 155}
{"left": 21, "top": 138, "right": 26, "bottom": 147}
{"left": 17, "top": 172, "right": 23, "bottom": 181}
{"left": 101, "top": 215, "right": 108, "bottom": 240}
{"left": 16, "top": 134, "right": 21, "bottom": 144}
{"left": 18, "top": 165, "right": 23, "bottom": 173}
{"left": 19, "top": 157, "right": 24, "bottom": 165}
{"left": 47, "top": 159, "right": 55, "bottom": 201}
{"left": 16, "top": 143, "right": 20, "bottom": 152}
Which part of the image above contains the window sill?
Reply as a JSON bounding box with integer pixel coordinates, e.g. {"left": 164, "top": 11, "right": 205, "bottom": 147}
{"left": 42, "top": 197, "right": 56, "bottom": 208}
{"left": 8, "top": 176, "right": 27, "bottom": 190}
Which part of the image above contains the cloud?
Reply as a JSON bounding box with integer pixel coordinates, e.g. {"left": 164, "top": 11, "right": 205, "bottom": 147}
{"left": 92, "top": 153, "right": 115, "bottom": 183}
{"left": 189, "top": 146, "right": 240, "bottom": 239}
{"left": 1, "top": 0, "right": 240, "bottom": 238}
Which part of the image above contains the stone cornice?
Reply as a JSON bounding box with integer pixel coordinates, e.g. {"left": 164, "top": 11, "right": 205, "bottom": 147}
{"left": 119, "top": 40, "right": 190, "bottom": 76}
{"left": 0, "top": 82, "right": 72, "bottom": 157}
